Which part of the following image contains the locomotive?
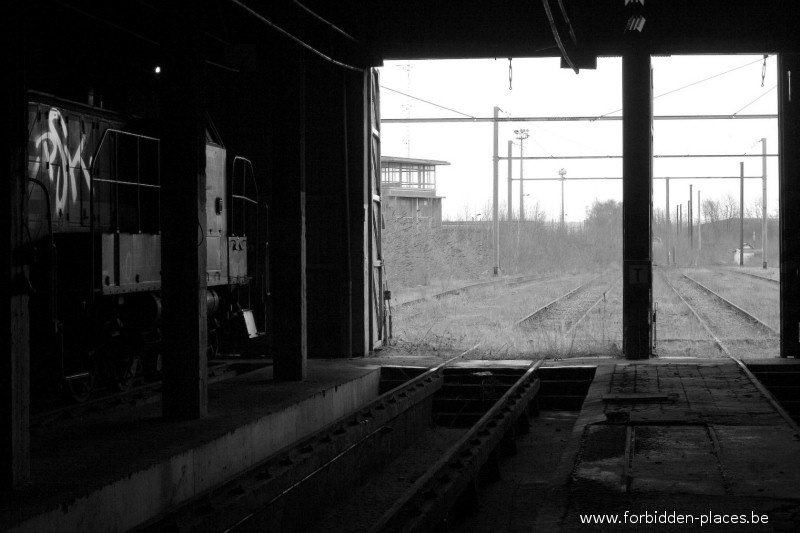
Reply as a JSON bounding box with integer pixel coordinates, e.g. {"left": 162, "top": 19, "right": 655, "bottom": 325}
{"left": 25, "top": 92, "right": 264, "bottom": 403}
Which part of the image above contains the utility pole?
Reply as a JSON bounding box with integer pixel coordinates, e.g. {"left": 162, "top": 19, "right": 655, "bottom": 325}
{"left": 689, "top": 184, "right": 693, "bottom": 261}
{"left": 666, "top": 177, "right": 670, "bottom": 265}
{"left": 559, "top": 168, "right": 566, "bottom": 229}
{"left": 493, "top": 106, "right": 499, "bottom": 276}
{"left": 507, "top": 141, "right": 513, "bottom": 223}
{"left": 740, "top": 161, "right": 745, "bottom": 267}
{"left": 515, "top": 128, "right": 529, "bottom": 221}
{"left": 762, "top": 138, "right": 768, "bottom": 269}
{"left": 697, "top": 189, "right": 701, "bottom": 264}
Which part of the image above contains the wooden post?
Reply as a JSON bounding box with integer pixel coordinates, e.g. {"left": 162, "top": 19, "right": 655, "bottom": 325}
{"left": 1, "top": 1, "right": 30, "bottom": 487}
{"left": 160, "top": 3, "right": 208, "bottom": 418}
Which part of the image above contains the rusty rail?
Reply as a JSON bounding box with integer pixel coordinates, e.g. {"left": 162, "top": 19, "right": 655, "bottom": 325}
{"left": 369, "top": 359, "right": 542, "bottom": 533}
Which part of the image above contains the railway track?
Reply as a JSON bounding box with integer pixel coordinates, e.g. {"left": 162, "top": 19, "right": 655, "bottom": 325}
{"left": 514, "top": 273, "right": 615, "bottom": 331}
{"left": 397, "top": 273, "right": 550, "bottom": 308}
{"left": 659, "top": 270, "right": 778, "bottom": 359}
{"left": 143, "top": 347, "right": 545, "bottom": 533}
{"left": 720, "top": 267, "right": 779, "bottom": 285}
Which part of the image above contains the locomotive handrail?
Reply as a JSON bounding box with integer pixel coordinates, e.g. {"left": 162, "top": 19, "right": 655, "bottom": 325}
{"left": 230, "top": 194, "right": 258, "bottom": 205}
{"left": 90, "top": 129, "right": 160, "bottom": 172}
{"left": 88, "top": 128, "right": 161, "bottom": 314}
{"left": 92, "top": 178, "right": 160, "bottom": 189}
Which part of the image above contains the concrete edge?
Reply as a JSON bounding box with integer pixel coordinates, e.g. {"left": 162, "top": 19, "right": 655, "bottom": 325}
{"left": 9, "top": 367, "right": 382, "bottom": 533}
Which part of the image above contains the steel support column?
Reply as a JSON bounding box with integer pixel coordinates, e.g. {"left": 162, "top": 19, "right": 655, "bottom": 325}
{"left": 270, "top": 49, "right": 308, "bottom": 379}
{"left": 622, "top": 50, "right": 653, "bottom": 360}
{"left": 160, "top": 4, "right": 208, "bottom": 418}
{"left": 779, "top": 54, "right": 800, "bottom": 358}
{"left": 1, "top": 1, "right": 29, "bottom": 487}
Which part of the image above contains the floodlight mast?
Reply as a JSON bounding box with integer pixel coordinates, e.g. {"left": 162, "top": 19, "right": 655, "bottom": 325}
{"left": 559, "top": 168, "right": 567, "bottom": 229}
{"left": 514, "top": 128, "right": 530, "bottom": 221}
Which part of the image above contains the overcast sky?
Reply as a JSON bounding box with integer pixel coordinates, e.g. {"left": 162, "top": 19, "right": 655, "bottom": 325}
{"left": 378, "top": 55, "right": 779, "bottom": 223}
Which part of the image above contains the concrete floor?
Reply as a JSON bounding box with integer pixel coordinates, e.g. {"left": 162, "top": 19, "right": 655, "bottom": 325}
{"left": 451, "top": 358, "right": 800, "bottom": 532}
{"left": 3, "top": 356, "right": 799, "bottom": 532}
{"left": 1, "top": 361, "right": 382, "bottom": 533}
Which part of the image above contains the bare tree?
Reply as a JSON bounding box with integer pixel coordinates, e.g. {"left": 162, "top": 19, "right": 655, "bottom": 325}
{"left": 721, "top": 194, "right": 739, "bottom": 231}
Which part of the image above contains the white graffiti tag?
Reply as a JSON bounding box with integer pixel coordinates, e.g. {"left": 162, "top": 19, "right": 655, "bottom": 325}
{"left": 30, "top": 108, "right": 92, "bottom": 215}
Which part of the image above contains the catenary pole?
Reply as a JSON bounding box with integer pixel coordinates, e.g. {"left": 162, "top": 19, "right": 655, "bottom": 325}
{"left": 493, "top": 106, "right": 499, "bottom": 275}
{"left": 762, "top": 138, "right": 768, "bottom": 268}
{"left": 740, "top": 161, "right": 745, "bottom": 267}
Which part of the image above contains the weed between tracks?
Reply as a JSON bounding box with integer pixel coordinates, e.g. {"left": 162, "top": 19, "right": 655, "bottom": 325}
{"left": 390, "top": 271, "right": 623, "bottom": 360}
{"left": 388, "top": 267, "right": 780, "bottom": 360}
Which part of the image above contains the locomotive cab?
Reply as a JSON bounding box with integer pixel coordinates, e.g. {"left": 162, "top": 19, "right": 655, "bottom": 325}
{"left": 26, "top": 93, "right": 264, "bottom": 404}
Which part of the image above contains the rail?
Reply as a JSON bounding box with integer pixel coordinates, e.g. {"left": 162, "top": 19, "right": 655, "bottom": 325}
{"left": 681, "top": 273, "right": 777, "bottom": 335}
{"left": 515, "top": 274, "right": 605, "bottom": 328}
{"left": 721, "top": 267, "right": 779, "bottom": 285}
{"left": 397, "top": 273, "right": 547, "bottom": 308}
{"left": 220, "top": 345, "right": 482, "bottom": 533}
{"left": 370, "top": 359, "right": 542, "bottom": 533}
{"left": 659, "top": 270, "right": 800, "bottom": 434}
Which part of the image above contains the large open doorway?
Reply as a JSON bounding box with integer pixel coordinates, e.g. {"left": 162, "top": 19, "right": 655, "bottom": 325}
{"left": 378, "top": 54, "right": 779, "bottom": 361}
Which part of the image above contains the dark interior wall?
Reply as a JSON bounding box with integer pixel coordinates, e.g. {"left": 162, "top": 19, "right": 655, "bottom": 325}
{"left": 305, "top": 58, "right": 353, "bottom": 357}
{"left": 26, "top": 1, "right": 162, "bottom": 120}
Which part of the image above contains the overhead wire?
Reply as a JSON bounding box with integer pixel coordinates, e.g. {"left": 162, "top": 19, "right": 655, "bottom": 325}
{"left": 595, "top": 55, "right": 772, "bottom": 119}
{"left": 380, "top": 85, "right": 477, "bottom": 119}
{"left": 732, "top": 85, "right": 777, "bottom": 116}
{"left": 292, "top": 0, "right": 360, "bottom": 44}
{"left": 226, "top": 0, "right": 362, "bottom": 72}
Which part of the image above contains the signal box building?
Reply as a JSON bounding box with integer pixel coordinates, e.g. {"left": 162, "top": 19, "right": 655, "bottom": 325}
{"left": 381, "top": 156, "right": 448, "bottom": 226}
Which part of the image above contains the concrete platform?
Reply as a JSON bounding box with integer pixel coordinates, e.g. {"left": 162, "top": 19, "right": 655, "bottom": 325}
{"left": 0, "top": 361, "right": 381, "bottom": 533}
{"left": 451, "top": 358, "right": 800, "bottom": 532}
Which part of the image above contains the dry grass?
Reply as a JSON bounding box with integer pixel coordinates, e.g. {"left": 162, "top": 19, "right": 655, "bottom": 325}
{"left": 390, "top": 271, "right": 619, "bottom": 360}
{"left": 388, "top": 266, "right": 780, "bottom": 360}
{"left": 685, "top": 268, "right": 779, "bottom": 332}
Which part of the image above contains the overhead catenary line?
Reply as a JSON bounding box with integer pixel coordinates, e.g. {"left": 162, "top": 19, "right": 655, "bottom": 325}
{"left": 380, "top": 85, "right": 477, "bottom": 119}
{"left": 595, "top": 55, "right": 772, "bottom": 118}
{"left": 732, "top": 84, "right": 777, "bottom": 116}
{"left": 226, "top": 0, "right": 362, "bottom": 72}
{"left": 509, "top": 175, "right": 765, "bottom": 181}
{"left": 382, "top": 114, "right": 776, "bottom": 123}
{"left": 501, "top": 153, "right": 779, "bottom": 160}
{"left": 293, "top": 0, "right": 360, "bottom": 44}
